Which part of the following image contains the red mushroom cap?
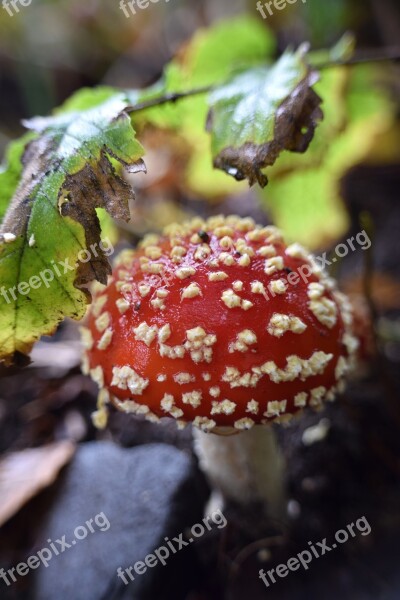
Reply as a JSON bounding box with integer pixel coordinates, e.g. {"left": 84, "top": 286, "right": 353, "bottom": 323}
{"left": 81, "top": 215, "right": 358, "bottom": 432}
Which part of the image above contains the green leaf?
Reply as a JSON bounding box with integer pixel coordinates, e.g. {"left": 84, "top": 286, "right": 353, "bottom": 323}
{"left": 207, "top": 45, "right": 323, "bottom": 187}
{"left": 0, "top": 93, "right": 145, "bottom": 363}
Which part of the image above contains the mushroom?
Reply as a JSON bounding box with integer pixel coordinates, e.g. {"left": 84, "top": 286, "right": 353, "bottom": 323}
{"left": 81, "top": 215, "right": 358, "bottom": 520}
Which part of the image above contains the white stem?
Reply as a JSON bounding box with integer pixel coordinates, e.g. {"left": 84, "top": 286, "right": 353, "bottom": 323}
{"left": 193, "top": 425, "right": 287, "bottom": 521}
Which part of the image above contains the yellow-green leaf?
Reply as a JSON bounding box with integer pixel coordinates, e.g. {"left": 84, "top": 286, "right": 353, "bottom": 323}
{"left": 0, "top": 94, "right": 145, "bottom": 363}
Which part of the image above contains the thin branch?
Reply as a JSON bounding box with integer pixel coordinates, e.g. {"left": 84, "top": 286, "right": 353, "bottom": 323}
{"left": 126, "top": 48, "right": 400, "bottom": 114}
{"left": 126, "top": 86, "right": 212, "bottom": 114}
{"left": 316, "top": 46, "right": 400, "bottom": 69}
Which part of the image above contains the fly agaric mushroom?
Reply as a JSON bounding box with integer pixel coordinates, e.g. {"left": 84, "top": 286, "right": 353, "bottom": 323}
{"left": 81, "top": 215, "right": 358, "bottom": 519}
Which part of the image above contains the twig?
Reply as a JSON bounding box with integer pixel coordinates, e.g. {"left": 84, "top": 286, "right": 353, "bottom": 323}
{"left": 126, "top": 86, "right": 212, "bottom": 114}
{"left": 126, "top": 48, "right": 400, "bottom": 114}
{"left": 316, "top": 46, "right": 400, "bottom": 69}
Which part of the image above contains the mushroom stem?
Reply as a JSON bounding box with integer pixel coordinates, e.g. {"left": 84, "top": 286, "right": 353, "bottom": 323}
{"left": 193, "top": 426, "right": 287, "bottom": 522}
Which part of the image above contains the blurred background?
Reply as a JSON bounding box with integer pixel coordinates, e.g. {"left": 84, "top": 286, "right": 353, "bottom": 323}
{"left": 1, "top": 0, "right": 400, "bottom": 599}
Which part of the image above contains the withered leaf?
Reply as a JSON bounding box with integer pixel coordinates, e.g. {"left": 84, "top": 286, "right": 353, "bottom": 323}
{"left": 0, "top": 94, "right": 145, "bottom": 363}
{"left": 0, "top": 441, "right": 75, "bottom": 526}
{"left": 206, "top": 45, "right": 323, "bottom": 187}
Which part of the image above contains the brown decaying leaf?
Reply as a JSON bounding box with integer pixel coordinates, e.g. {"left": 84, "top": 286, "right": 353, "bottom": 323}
{"left": 0, "top": 441, "right": 75, "bottom": 527}
{"left": 60, "top": 151, "right": 144, "bottom": 287}
{"left": 208, "top": 71, "right": 323, "bottom": 188}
